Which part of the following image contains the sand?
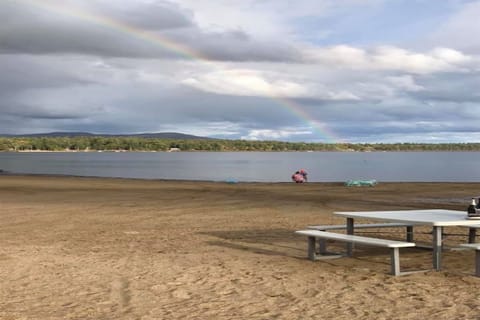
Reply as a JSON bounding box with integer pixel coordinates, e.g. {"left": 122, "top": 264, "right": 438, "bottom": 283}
{"left": 1, "top": 175, "right": 480, "bottom": 319}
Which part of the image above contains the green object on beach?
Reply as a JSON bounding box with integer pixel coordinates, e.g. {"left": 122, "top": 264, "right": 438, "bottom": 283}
{"left": 225, "top": 178, "right": 238, "bottom": 184}
{"left": 345, "top": 179, "right": 377, "bottom": 187}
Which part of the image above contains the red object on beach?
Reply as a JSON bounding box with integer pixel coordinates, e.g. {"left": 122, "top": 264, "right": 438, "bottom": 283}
{"left": 292, "top": 173, "right": 305, "bottom": 183}
{"left": 292, "top": 173, "right": 303, "bottom": 183}
{"left": 292, "top": 169, "right": 308, "bottom": 183}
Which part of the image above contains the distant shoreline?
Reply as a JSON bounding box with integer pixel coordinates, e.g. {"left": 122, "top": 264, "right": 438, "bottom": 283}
{"left": 3, "top": 135, "right": 480, "bottom": 152}
{"left": 3, "top": 149, "right": 480, "bottom": 153}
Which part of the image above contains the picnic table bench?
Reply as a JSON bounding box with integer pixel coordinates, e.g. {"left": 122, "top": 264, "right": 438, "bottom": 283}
{"left": 295, "top": 230, "right": 415, "bottom": 276}
{"left": 307, "top": 222, "right": 414, "bottom": 241}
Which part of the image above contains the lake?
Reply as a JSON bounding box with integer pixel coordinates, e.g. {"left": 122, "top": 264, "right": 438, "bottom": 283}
{"left": 0, "top": 151, "right": 479, "bottom": 182}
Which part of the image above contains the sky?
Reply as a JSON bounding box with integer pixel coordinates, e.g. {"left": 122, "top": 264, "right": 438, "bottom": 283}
{"left": 1, "top": 0, "right": 480, "bottom": 143}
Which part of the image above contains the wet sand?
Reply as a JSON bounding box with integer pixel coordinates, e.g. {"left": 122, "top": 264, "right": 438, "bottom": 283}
{"left": 1, "top": 175, "right": 480, "bottom": 319}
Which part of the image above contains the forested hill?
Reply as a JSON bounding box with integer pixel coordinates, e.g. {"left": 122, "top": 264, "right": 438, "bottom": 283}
{"left": 1, "top": 134, "right": 480, "bottom": 152}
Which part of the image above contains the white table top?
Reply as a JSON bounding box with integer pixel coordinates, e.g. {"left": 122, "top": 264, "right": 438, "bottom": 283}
{"left": 334, "top": 209, "right": 480, "bottom": 227}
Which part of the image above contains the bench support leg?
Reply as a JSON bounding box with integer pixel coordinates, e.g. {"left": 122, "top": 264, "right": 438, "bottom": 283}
{"left": 469, "top": 228, "right": 477, "bottom": 244}
{"left": 406, "top": 226, "right": 414, "bottom": 242}
{"left": 476, "top": 250, "right": 480, "bottom": 277}
{"left": 308, "top": 236, "right": 317, "bottom": 261}
{"left": 318, "top": 239, "right": 327, "bottom": 254}
{"left": 346, "top": 218, "right": 354, "bottom": 257}
{"left": 390, "top": 247, "right": 400, "bottom": 276}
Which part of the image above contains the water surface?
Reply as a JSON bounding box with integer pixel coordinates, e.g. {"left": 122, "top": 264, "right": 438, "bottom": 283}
{"left": 0, "top": 151, "right": 479, "bottom": 182}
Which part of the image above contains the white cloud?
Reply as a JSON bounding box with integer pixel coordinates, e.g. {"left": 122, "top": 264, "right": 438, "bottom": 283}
{"left": 431, "top": 47, "right": 472, "bottom": 64}
{"left": 157, "top": 121, "right": 243, "bottom": 137}
{"left": 354, "top": 131, "right": 480, "bottom": 144}
{"left": 182, "top": 69, "right": 308, "bottom": 97}
{"left": 241, "top": 129, "right": 312, "bottom": 141}
{"left": 182, "top": 67, "right": 361, "bottom": 100}
{"left": 306, "top": 45, "right": 475, "bottom": 74}
{"left": 386, "top": 75, "right": 424, "bottom": 92}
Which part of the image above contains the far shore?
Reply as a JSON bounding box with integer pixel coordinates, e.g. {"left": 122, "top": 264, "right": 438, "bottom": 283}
{"left": 3, "top": 149, "right": 480, "bottom": 153}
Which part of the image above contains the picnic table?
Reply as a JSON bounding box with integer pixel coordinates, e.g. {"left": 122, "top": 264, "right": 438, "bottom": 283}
{"left": 334, "top": 209, "right": 480, "bottom": 271}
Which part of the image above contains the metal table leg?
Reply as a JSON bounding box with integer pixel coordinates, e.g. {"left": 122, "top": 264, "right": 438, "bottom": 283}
{"left": 346, "top": 218, "right": 354, "bottom": 256}
{"left": 406, "top": 226, "right": 414, "bottom": 242}
{"left": 433, "top": 226, "right": 443, "bottom": 271}
{"left": 469, "top": 228, "right": 477, "bottom": 243}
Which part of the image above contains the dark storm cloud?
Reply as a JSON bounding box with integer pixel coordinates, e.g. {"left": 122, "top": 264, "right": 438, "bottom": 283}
{"left": 1, "top": 105, "right": 88, "bottom": 120}
{"left": 102, "top": 86, "right": 304, "bottom": 130}
{"left": 0, "top": 55, "right": 93, "bottom": 94}
{"left": 0, "top": 1, "right": 300, "bottom": 62}
{"left": 412, "top": 73, "right": 480, "bottom": 103}
{"left": 162, "top": 29, "right": 301, "bottom": 62}
{"left": 0, "top": 69, "right": 303, "bottom": 135}
{"left": 0, "top": 102, "right": 93, "bottom": 135}
{"left": 0, "top": 0, "right": 185, "bottom": 59}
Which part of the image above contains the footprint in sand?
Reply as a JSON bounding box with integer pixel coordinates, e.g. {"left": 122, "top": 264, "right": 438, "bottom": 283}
{"left": 171, "top": 288, "right": 191, "bottom": 299}
{"left": 110, "top": 277, "right": 131, "bottom": 308}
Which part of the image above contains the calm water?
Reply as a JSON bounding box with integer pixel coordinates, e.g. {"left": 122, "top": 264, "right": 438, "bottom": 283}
{"left": 0, "top": 151, "right": 479, "bottom": 182}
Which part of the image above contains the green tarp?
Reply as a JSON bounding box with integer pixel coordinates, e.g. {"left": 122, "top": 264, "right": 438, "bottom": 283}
{"left": 345, "top": 179, "right": 377, "bottom": 187}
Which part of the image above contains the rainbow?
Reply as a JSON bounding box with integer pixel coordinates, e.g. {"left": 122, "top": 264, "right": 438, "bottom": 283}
{"left": 274, "top": 96, "right": 340, "bottom": 143}
{"left": 19, "top": 0, "right": 341, "bottom": 143}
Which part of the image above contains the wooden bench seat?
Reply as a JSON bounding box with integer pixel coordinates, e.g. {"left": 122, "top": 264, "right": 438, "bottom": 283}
{"left": 295, "top": 230, "right": 415, "bottom": 276}
{"left": 460, "top": 243, "right": 480, "bottom": 276}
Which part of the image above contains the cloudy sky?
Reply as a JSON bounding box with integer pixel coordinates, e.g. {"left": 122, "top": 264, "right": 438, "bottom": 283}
{"left": 1, "top": 0, "right": 480, "bottom": 143}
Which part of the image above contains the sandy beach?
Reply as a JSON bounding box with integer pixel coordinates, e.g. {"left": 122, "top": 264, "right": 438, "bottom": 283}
{"left": 1, "top": 175, "right": 480, "bottom": 319}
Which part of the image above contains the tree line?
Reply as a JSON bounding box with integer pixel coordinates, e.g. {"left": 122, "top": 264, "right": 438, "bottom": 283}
{"left": 1, "top": 136, "right": 480, "bottom": 152}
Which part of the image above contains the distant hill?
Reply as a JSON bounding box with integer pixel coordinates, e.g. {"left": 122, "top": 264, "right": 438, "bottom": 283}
{"left": 0, "top": 132, "right": 212, "bottom": 140}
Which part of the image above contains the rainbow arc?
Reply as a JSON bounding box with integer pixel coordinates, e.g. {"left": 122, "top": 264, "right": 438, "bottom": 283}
{"left": 21, "top": 0, "right": 341, "bottom": 142}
